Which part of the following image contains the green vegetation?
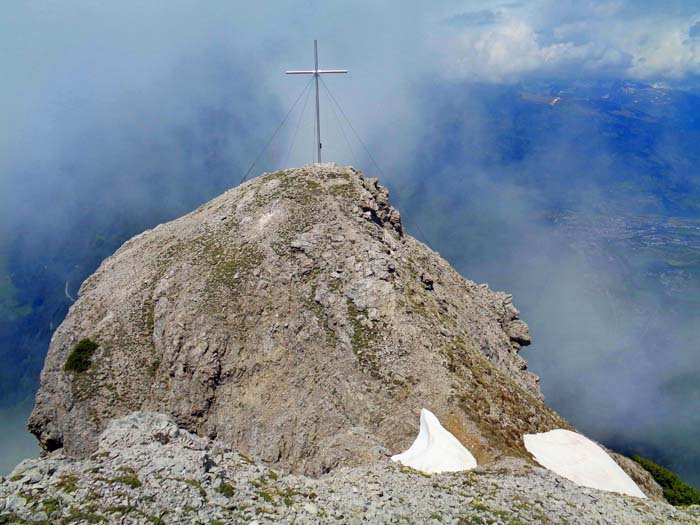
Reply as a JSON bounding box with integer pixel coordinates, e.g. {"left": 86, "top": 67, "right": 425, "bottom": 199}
{"left": 633, "top": 454, "right": 700, "bottom": 506}
{"left": 469, "top": 500, "right": 491, "bottom": 512}
{"left": 446, "top": 334, "right": 570, "bottom": 459}
{"left": 104, "top": 504, "right": 137, "bottom": 515}
{"left": 64, "top": 505, "right": 106, "bottom": 523}
{"left": 204, "top": 241, "right": 264, "bottom": 290}
{"left": 178, "top": 477, "right": 207, "bottom": 499}
{"left": 110, "top": 468, "right": 142, "bottom": 489}
{"left": 63, "top": 338, "right": 99, "bottom": 373}
{"left": 55, "top": 474, "right": 79, "bottom": 493}
{"left": 145, "top": 515, "right": 166, "bottom": 525}
{"left": 0, "top": 249, "right": 32, "bottom": 322}
{"left": 256, "top": 489, "right": 274, "bottom": 503}
{"left": 398, "top": 465, "right": 431, "bottom": 478}
{"left": 238, "top": 453, "right": 255, "bottom": 464}
{"left": 347, "top": 300, "right": 383, "bottom": 378}
{"left": 147, "top": 358, "right": 161, "bottom": 377}
{"left": 217, "top": 481, "right": 235, "bottom": 498}
{"left": 0, "top": 512, "right": 22, "bottom": 524}
{"left": 42, "top": 497, "right": 62, "bottom": 515}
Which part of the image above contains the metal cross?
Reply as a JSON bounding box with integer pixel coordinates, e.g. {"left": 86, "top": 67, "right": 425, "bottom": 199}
{"left": 286, "top": 40, "right": 348, "bottom": 163}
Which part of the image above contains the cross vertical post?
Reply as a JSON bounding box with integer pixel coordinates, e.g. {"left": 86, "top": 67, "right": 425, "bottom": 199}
{"left": 314, "top": 40, "right": 321, "bottom": 163}
{"left": 286, "top": 40, "right": 348, "bottom": 163}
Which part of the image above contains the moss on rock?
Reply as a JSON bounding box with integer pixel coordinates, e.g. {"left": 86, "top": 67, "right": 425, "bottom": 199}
{"left": 64, "top": 339, "right": 99, "bottom": 373}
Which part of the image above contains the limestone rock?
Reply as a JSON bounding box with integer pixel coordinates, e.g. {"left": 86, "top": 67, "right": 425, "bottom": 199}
{"left": 2, "top": 412, "right": 693, "bottom": 524}
{"left": 27, "top": 164, "right": 655, "bottom": 499}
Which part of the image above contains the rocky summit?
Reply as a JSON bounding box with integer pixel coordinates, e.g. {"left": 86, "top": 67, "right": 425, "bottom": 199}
{"left": 6, "top": 163, "right": 693, "bottom": 523}
{"left": 28, "top": 164, "right": 560, "bottom": 471}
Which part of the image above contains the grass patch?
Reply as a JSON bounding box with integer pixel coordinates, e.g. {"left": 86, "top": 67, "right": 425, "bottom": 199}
{"left": 111, "top": 472, "right": 142, "bottom": 489}
{"left": 256, "top": 489, "right": 275, "bottom": 503}
{"left": 42, "top": 497, "right": 62, "bottom": 515}
{"left": 104, "top": 504, "right": 137, "bottom": 515}
{"left": 217, "top": 481, "right": 235, "bottom": 498}
{"left": 64, "top": 505, "right": 106, "bottom": 523}
{"left": 398, "top": 465, "right": 431, "bottom": 478}
{"left": 178, "top": 478, "right": 207, "bottom": 499}
{"left": 56, "top": 474, "right": 79, "bottom": 493}
{"left": 64, "top": 338, "right": 99, "bottom": 373}
{"left": 238, "top": 453, "right": 255, "bottom": 464}
{"left": 633, "top": 454, "right": 700, "bottom": 506}
{"left": 347, "top": 300, "right": 383, "bottom": 377}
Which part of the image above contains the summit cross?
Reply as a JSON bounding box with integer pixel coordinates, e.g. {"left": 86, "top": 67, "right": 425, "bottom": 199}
{"left": 286, "top": 40, "right": 348, "bottom": 163}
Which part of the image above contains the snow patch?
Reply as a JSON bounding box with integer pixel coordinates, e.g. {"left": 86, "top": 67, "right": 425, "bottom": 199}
{"left": 391, "top": 409, "right": 477, "bottom": 474}
{"left": 524, "top": 429, "right": 646, "bottom": 498}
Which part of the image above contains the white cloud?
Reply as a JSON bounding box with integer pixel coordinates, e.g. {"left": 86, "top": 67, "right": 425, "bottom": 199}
{"left": 625, "top": 24, "right": 700, "bottom": 79}
{"left": 445, "top": 19, "right": 628, "bottom": 82}
{"left": 438, "top": 1, "right": 700, "bottom": 83}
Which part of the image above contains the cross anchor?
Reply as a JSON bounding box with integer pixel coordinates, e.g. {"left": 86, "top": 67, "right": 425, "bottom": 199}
{"left": 286, "top": 40, "right": 348, "bottom": 163}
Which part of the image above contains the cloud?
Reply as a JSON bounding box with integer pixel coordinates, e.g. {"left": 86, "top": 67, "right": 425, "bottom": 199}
{"left": 445, "top": 19, "right": 631, "bottom": 82}
{"left": 691, "top": 21, "right": 700, "bottom": 38}
{"left": 442, "top": 9, "right": 501, "bottom": 28}
{"left": 438, "top": 0, "right": 700, "bottom": 82}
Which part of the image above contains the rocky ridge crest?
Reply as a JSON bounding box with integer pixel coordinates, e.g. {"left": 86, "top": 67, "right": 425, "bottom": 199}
{"left": 4, "top": 413, "right": 696, "bottom": 524}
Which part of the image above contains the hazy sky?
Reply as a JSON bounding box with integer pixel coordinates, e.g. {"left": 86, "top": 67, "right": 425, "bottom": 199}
{"left": 3, "top": 1, "right": 700, "bottom": 167}
{"left": 1, "top": 0, "right": 700, "bottom": 481}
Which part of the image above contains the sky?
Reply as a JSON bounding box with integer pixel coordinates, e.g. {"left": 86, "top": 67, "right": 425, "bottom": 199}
{"left": 1, "top": 0, "right": 700, "bottom": 483}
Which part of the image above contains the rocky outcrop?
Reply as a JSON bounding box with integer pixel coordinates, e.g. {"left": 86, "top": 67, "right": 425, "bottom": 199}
{"left": 4, "top": 413, "right": 694, "bottom": 524}
{"left": 28, "top": 164, "right": 659, "bottom": 499}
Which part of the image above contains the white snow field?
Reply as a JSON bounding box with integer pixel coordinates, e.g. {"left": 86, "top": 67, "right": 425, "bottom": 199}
{"left": 391, "top": 408, "right": 477, "bottom": 474}
{"left": 523, "top": 429, "right": 647, "bottom": 498}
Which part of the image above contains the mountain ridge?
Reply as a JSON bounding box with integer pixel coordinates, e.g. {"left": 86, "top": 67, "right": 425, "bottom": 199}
{"left": 4, "top": 411, "right": 697, "bottom": 524}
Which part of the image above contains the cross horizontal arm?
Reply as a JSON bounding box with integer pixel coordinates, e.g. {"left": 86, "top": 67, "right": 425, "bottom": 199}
{"left": 285, "top": 69, "right": 349, "bottom": 75}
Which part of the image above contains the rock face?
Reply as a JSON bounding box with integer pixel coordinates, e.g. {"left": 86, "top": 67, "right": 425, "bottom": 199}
{"left": 28, "top": 164, "right": 657, "bottom": 496}
{"left": 4, "top": 413, "right": 696, "bottom": 524}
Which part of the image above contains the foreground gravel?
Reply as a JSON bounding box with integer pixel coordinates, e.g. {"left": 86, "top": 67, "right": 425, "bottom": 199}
{"left": 2, "top": 413, "right": 698, "bottom": 524}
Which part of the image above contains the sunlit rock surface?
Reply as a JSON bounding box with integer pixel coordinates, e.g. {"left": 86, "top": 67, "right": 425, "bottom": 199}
{"left": 29, "top": 164, "right": 566, "bottom": 476}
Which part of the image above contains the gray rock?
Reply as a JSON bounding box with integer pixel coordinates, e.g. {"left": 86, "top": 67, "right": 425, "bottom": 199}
{"left": 29, "top": 164, "right": 561, "bottom": 477}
